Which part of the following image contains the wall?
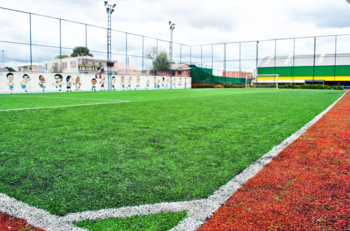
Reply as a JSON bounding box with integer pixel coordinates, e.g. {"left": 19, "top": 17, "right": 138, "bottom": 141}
{"left": 0, "top": 72, "right": 192, "bottom": 94}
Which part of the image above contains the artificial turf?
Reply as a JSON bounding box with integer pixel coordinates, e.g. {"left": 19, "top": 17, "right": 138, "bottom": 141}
{"left": 75, "top": 211, "right": 187, "bottom": 231}
{"left": 0, "top": 89, "right": 345, "bottom": 216}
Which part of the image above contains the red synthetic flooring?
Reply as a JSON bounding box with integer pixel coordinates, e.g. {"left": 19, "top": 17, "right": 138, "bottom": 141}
{"left": 0, "top": 212, "right": 44, "bottom": 231}
{"left": 199, "top": 91, "right": 350, "bottom": 230}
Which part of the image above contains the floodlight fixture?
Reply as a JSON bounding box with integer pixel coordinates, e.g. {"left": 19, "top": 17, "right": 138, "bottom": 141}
{"left": 169, "top": 21, "right": 171, "bottom": 25}
{"left": 113, "top": 4, "right": 116, "bottom": 8}
{"left": 104, "top": 1, "right": 108, "bottom": 6}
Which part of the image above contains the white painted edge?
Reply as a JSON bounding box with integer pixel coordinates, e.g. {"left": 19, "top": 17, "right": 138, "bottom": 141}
{"left": 0, "top": 91, "right": 347, "bottom": 231}
{"left": 0, "top": 101, "right": 130, "bottom": 112}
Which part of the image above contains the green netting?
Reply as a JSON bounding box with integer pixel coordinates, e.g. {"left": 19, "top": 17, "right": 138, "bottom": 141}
{"left": 192, "top": 67, "right": 250, "bottom": 84}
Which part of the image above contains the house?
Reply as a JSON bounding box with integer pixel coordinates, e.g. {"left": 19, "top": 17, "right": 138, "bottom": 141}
{"left": 147, "top": 64, "right": 194, "bottom": 77}
{"left": 41, "top": 56, "right": 118, "bottom": 74}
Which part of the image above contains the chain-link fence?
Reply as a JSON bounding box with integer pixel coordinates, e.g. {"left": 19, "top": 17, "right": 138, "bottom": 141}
{"left": 1, "top": 7, "right": 350, "bottom": 89}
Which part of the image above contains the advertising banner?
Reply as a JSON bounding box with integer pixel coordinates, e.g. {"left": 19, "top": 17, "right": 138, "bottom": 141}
{"left": 0, "top": 72, "right": 192, "bottom": 94}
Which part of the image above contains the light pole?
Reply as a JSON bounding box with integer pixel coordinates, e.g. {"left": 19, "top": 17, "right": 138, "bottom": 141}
{"left": 169, "top": 21, "right": 175, "bottom": 62}
{"left": 104, "top": 1, "right": 116, "bottom": 91}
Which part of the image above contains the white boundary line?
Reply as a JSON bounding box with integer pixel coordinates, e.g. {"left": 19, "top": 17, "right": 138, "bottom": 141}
{"left": 0, "top": 92, "right": 347, "bottom": 231}
{"left": 0, "top": 101, "right": 130, "bottom": 112}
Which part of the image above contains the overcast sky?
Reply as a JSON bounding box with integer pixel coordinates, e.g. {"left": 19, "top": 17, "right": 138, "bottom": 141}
{"left": 1, "top": 0, "right": 350, "bottom": 71}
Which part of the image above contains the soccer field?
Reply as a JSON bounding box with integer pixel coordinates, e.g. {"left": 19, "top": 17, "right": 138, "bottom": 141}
{"left": 0, "top": 89, "right": 344, "bottom": 217}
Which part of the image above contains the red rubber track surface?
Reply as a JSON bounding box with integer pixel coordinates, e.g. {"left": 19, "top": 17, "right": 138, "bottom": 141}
{"left": 0, "top": 212, "right": 45, "bottom": 231}
{"left": 200, "top": 91, "right": 350, "bottom": 230}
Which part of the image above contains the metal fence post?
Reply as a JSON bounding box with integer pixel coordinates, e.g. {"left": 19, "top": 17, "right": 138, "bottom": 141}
{"left": 334, "top": 35, "right": 337, "bottom": 89}
{"left": 126, "top": 32, "right": 128, "bottom": 75}
{"left": 293, "top": 38, "right": 295, "bottom": 86}
{"left": 312, "top": 37, "right": 316, "bottom": 89}
{"left": 224, "top": 43, "right": 226, "bottom": 84}
{"left": 59, "top": 19, "right": 62, "bottom": 73}
{"left": 85, "top": 24, "right": 87, "bottom": 68}
{"left": 239, "top": 42, "right": 241, "bottom": 86}
{"left": 256, "top": 41, "right": 259, "bottom": 87}
{"left": 29, "top": 13, "right": 33, "bottom": 73}
{"left": 212, "top": 44, "right": 214, "bottom": 84}
{"left": 142, "top": 36, "right": 144, "bottom": 73}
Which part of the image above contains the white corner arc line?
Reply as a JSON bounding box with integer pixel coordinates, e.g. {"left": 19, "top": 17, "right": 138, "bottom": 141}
{"left": 0, "top": 101, "right": 130, "bottom": 112}
{"left": 0, "top": 92, "right": 347, "bottom": 231}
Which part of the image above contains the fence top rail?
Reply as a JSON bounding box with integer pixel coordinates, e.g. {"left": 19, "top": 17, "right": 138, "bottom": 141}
{"left": 0, "top": 6, "right": 190, "bottom": 47}
{"left": 191, "top": 34, "right": 350, "bottom": 47}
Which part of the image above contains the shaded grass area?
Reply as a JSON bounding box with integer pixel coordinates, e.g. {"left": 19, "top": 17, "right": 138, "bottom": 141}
{"left": 0, "top": 89, "right": 345, "bottom": 216}
{"left": 75, "top": 211, "right": 187, "bottom": 231}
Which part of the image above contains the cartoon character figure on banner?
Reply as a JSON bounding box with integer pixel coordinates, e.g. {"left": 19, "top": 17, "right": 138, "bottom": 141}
{"left": 184, "top": 78, "right": 187, "bottom": 89}
{"left": 166, "top": 78, "right": 169, "bottom": 89}
{"left": 157, "top": 79, "right": 160, "bottom": 89}
{"left": 127, "top": 77, "right": 132, "bottom": 90}
{"left": 112, "top": 76, "right": 116, "bottom": 90}
{"left": 100, "top": 76, "right": 106, "bottom": 91}
{"left": 136, "top": 76, "right": 140, "bottom": 90}
{"left": 39, "top": 75, "right": 45, "bottom": 92}
{"left": 91, "top": 78, "right": 97, "bottom": 91}
{"left": 54, "top": 74, "right": 64, "bottom": 91}
{"left": 161, "top": 77, "right": 165, "bottom": 89}
{"left": 173, "top": 78, "right": 176, "bottom": 88}
{"left": 21, "top": 74, "right": 31, "bottom": 92}
{"left": 121, "top": 76, "right": 125, "bottom": 91}
{"left": 179, "top": 78, "right": 182, "bottom": 87}
{"left": 7, "top": 73, "right": 15, "bottom": 94}
{"left": 153, "top": 76, "right": 157, "bottom": 89}
{"left": 75, "top": 76, "right": 82, "bottom": 91}
{"left": 146, "top": 78, "right": 150, "bottom": 89}
{"left": 66, "top": 75, "right": 74, "bottom": 92}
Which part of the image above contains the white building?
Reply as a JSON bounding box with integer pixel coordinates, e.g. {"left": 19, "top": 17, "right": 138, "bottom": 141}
{"left": 42, "top": 56, "right": 118, "bottom": 74}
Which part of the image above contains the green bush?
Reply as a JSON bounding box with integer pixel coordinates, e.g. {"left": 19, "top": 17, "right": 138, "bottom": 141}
{"left": 223, "top": 84, "right": 243, "bottom": 88}
{"left": 215, "top": 84, "right": 224, "bottom": 88}
{"left": 335, "top": 83, "right": 344, "bottom": 90}
{"left": 192, "top": 84, "right": 214, "bottom": 88}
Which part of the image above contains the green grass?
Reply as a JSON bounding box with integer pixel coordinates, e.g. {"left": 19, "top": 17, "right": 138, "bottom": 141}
{"left": 75, "top": 211, "right": 187, "bottom": 231}
{"left": 0, "top": 89, "right": 345, "bottom": 216}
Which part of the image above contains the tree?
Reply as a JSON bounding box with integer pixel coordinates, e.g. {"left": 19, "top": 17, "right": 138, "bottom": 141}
{"left": 71, "top": 46, "right": 93, "bottom": 57}
{"left": 145, "top": 46, "right": 158, "bottom": 61}
{"left": 153, "top": 51, "right": 170, "bottom": 71}
{"left": 4, "top": 67, "right": 15, "bottom": 72}
{"left": 55, "top": 55, "right": 70, "bottom": 59}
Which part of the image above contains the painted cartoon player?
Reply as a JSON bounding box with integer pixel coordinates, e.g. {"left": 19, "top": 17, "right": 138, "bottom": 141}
{"left": 127, "top": 77, "right": 132, "bottom": 90}
{"left": 161, "top": 77, "right": 165, "bottom": 89}
{"left": 179, "top": 78, "right": 182, "bottom": 87}
{"left": 153, "top": 76, "right": 157, "bottom": 89}
{"left": 54, "top": 74, "right": 64, "bottom": 91}
{"left": 166, "top": 77, "right": 169, "bottom": 89}
{"left": 111, "top": 76, "right": 116, "bottom": 90}
{"left": 157, "top": 79, "right": 160, "bottom": 89}
{"left": 173, "top": 78, "right": 176, "bottom": 88}
{"left": 121, "top": 76, "right": 125, "bottom": 91}
{"left": 75, "top": 75, "right": 82, "bottom": 91}
{"left": 21, "top": 74, "right": 31, "bottom": 92}
{"left": 100, "top": 76, "right": 106, "bottom": 91}
{"left": 66, "top": 75, "right": 74, "bottom": 92}
{"left": 91, "top": 78, "right": 97, "bottom": 91}
{"left": 146, "top": 78, "right": 150, "bottom": 89}
{"left": 39, "top": 75, "right": 45, "bottom": 92}
{"left": 184, "top": 78, "right": 187, "bottom": 89}
{"left": 136, "top": 76, "right": 140, "bottom": 90}
{"left": 7, "top": 73, "right": 15, "bottom": 94}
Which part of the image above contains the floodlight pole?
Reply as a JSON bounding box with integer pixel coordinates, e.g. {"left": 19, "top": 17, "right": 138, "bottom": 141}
{"left": 105, "top": 1, "right": 116, "bottom": 91}
{"left": 169, "top": 21, "right": 175, "bottom": 62}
